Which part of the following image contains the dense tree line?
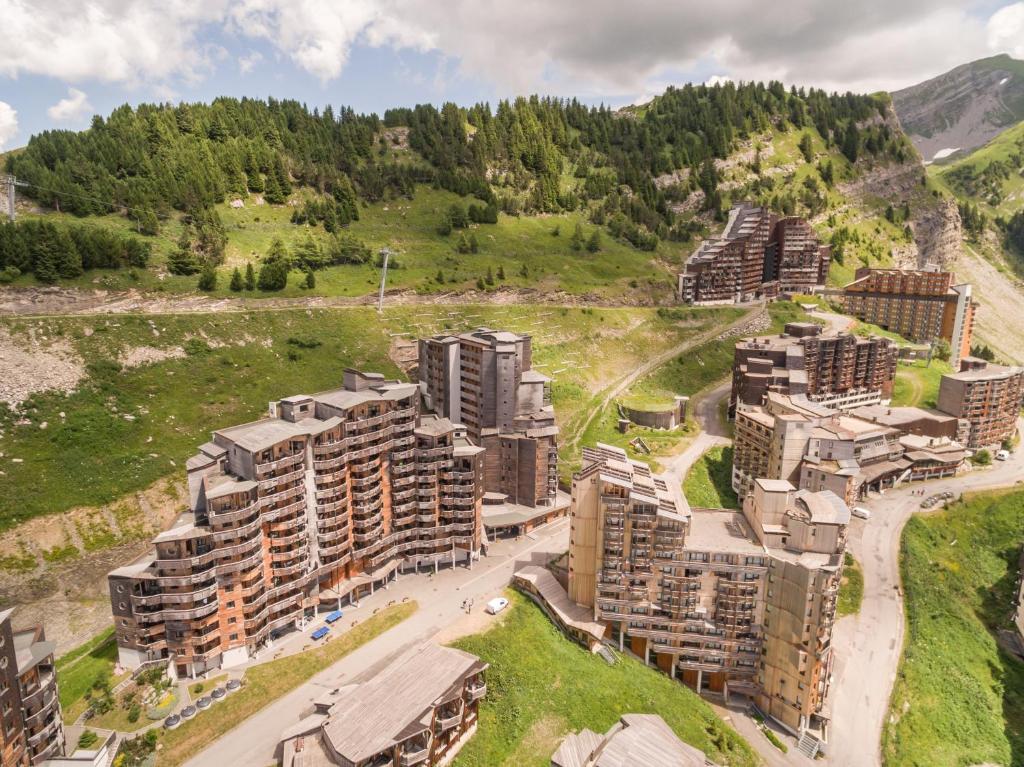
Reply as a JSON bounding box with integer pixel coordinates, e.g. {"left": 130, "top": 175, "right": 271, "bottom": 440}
{"left": 0, "top": 220, "right": 150, "bottom": 282}
{"left": 4, "top": 85, "right": 910, "bottom": 275}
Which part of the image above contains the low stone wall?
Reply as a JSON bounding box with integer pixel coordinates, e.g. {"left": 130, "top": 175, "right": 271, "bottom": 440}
{"left": 620, "top": 396, "right": 688, "bottom": 430}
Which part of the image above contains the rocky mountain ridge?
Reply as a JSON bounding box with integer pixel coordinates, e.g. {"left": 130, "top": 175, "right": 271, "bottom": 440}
{"left": 891, "top": 54, "right": 1024, "bottom": 163}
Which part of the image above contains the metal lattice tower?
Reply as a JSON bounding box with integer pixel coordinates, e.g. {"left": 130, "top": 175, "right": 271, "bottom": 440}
{"left": 1, "top": 175, "right": 28, "bottom": 222}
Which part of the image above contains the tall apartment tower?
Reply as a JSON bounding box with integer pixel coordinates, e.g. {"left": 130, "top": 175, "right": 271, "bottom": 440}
{"left": 937, "top": 358, "right": 1024, "bottom": 448}
{"left": 841, "top": 268, "right": 977, "bottom": 364}
{"left": 0, "top": 611, "right": 63, "bottom": 766}
{"left": 679, "top": 205, "right": 831, "bottom": 304}
{"left": 418, "top": 329, "right": 558, "bottom": 508}
{"left": 568, "top": 444, "right": 847, "bottom": 737}
{"left": 730, "top": 322, "right": 898, "bottom": 414}
{"left": 109, "top": 370, "right": 485, "bottom": 677}
{"left": 764, "top": 217, "right": 831, "bottom": 293}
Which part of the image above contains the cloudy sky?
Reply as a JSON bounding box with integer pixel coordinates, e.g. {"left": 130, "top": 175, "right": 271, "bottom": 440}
{"left": 1, "top": 0, "right": 1023, "bottom": 151}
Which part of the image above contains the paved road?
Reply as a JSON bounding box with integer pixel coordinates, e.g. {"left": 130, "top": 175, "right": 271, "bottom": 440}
{"left": 184, "top": 519, "right": 569, "bottom": 767}
{"left": 826, "top": 448, "right": 1024, "bottom": 767}
{"left": 660, "top": 379, "right": 732, "bottom": 488}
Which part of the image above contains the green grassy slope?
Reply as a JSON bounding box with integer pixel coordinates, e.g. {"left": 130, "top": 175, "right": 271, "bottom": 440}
{"left": 884, "top": 490, "right": 1024, "bottom": 767}
{"left": 0, "top": 304, "right": 732, "bottom": 528}
{"left": 929, "top": 120, "right": 1024, "bottom": 219}
{"left": 452, "top": 592, "right": 758, "bottom": 767}
{"left": 12, "top": 186, "right": 685, "bottom": 301}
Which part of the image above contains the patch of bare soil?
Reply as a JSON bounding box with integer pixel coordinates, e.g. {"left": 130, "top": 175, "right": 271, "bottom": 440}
{"left": 118, "top": 345, "right": 187, "bottom": 368}
{"left": 0, "top": 326, "right": 85, "bottom": 406}
{"left": 0, "top": 477, "right": 187, "bottom": 653}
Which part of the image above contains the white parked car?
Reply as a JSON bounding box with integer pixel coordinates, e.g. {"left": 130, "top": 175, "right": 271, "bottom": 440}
{"left": 485, "top": 597, "right": 509, "bottom": 615}
{"left": 996, "top": 449, "right": 1011, "bottom": 461}
{"left": 852, "top": 506, "right": 872, "bottom": 520}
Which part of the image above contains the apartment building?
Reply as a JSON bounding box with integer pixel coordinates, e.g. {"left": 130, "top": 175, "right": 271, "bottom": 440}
{"left": 765, "top": 217, "right": 832, "bottom": 294}
{"left": 419, "top": 328, "right": 559, "bottom": 509}
{"left": 730, "top": 323, "right": 898, "bottom": 415}
{"left": 279, "top": 643, "right": 487, "bottom": 767}
{"left": 678, "top": 204, "right": 830, "bottom": 304}
{"left": 841, "top": 268, "right": 977, "bottom": 364}
{"left": 732, "top": 393, "right": 964, "bottom": 502}
{"left": 568, "top": 444, "right": 847, "bottom": 737}
{"left": 0, "top": 610, "right": 63, "bottom": 766}
{"left": 937, "top": 358, "right": 1024, "bottom": 448}
{"left": 551, "top": 714, "right": 718, "bottom": 767}
{"left": 109, "top": 370, "right": 485, "bottom": 677}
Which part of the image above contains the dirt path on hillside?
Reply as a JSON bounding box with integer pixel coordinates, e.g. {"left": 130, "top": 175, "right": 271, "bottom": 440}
{"left": 563, "top": 303, "right": 768, "bottom": 454}
{"left": 0, "top": 285, "right": 666, "bottom": 319}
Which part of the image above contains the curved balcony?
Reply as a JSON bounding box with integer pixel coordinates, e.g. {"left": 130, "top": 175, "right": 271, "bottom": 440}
{"left": 391, "top": 448, "right": 416, "bottom": 463}
{"left": 210, "top": 514, "right": 262, "bottom": 542}
{"left": 465, "top": 681, "right": 486, "bottom": 701}
{"left": 267, "top": 528, "right": 307, "bottom": 547}
{"left": 271, "top": 560, "right": 309, "bottom": 578}
{"left": 318, "top": 539, "right": 351, "bottom": 558}
{"left": 255, "top": 452, "right": 305, "bottom": 476}
{"left": 258, "top": 469, "right": 306, "bottom": 493}
{"left": 351, "top": 485, "right": 382, "bottom": 503}
{"left": 216, "top": 548, "right": 263, "bottom": 576}
{"left": 209, "top": 500, "right": 262, "bottom": 524}
{"left": 261, "top": 485, "right": 305, "bottom": 509}
{"left": 354, "top": 495, "right": 384, "bottom": 515}
{"left": 353, "top": 528, "right": 383, "bottom": 545}
{"left": 351, "top": 472, "right": 383, "bottom": 489}
{"left": 313, "top": 454, "right": 348, "bottom": 471}
{"left": 137, "top": 597, "right": 219, "bottom": 623}
{"left": 315, "top": 468, "right": 348, "bottom": 486}
{"left": 264, "top": 499, "right": 307, "bottom": 522}
{"left": 131, "top": 582, "right": 218, "bottom": 609}
{"left": 314, "top": 439, "right": 349, "bottom": 458}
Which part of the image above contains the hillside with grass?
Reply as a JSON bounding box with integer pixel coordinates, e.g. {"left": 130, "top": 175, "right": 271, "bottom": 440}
{"left": 452, "top": 592, "right": 758, "bottom": 767}
{"left": 883, "top": 490, "right": 1024, "bottom": 767}
{"left": 0, "top": 85, "right": 917, "bottom": 305}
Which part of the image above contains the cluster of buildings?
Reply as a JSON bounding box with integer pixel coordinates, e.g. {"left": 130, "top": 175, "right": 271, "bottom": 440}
{"left": 678, "top": 203, "right": 831, "bottom": 305}
{"left": 0, "top": 611, "right": 62, "bottom": 766}
{"left": 566, "top": 444, "right": 847, "bottom": 740}
{"left": 730, "top": 322, "right": 898, "bottom": 415}
{"left": 839, "top": 268, "right": 976, "bottom": 366}
{"left": 107, "top": 328, "right": 564, "bottom": 679}
{"left": 732, "top": 392, "right": 966, "bottom": 504}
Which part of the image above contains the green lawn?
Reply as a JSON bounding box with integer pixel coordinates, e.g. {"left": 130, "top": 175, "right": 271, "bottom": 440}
{"left": 891, "top": 358, "right": 952, "bottom": 408}
{"left": 156, "top": 601, "right": 417, "bottom": 767}
{"left": 55, "top": 628, "right": 122, "bottom": 722}
{"left": 883, "top": 491, "right": 1024, "bottom": 767}
{"left": 683, "top": 446, "right": 739, "bottom": 510}
{"left": 451, "top": 592, "right": 757, "bottom": 767}
{"left": 837, "top": 551, "right": 864, "bottom": 617}
{"left": 0, "top": 304, "right": 730, "bottom": 532}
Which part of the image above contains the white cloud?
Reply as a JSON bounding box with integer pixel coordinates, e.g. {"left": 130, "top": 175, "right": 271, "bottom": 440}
{"left": 0, "top": 0, "right": 1021, "bottom": 99}
{"left": 704, "top": 75, "right": 733, "bottom": 87}
{"left": 238, "top": 50, "right": 262, "bottom": 75}
{"left": 46, "top": 87, "right": 92, "bottom": 121}
{"left": 0, "top": 101, "right": 17, "bottom": 150}
{"left": 988, "top": 2, "right": 1024, "bottom": 59}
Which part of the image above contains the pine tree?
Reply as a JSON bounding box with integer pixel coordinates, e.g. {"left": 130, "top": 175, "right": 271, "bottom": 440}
{"left": 244, "top": 262, "right": 256, "bottom": 290}
{"left": 229, "top": 267, "right": 243, "bottom": 292}
{"left": 485, "top": 266, "right": 494, "bottom": 285}
{"left": 476, "top": 277, "right": 485, "bottom": 290}
{"left": 197, "top": 263, "right": 217, "bottom": 291}
{"left": 469, "top": 234, "right": 479, "bottom": 253}
{"left": 799, "top": 133, "right": 814, "bottom": 163}
{"left": 570, "top": 223, "right": 584, "bottom": 251}
{"left": 305, "top": 271, "right": 316, "bottom": 289}
{"left": 436, "top": 269, "right": 444, "bottom": 283}
{"left": 456, "top": 233, "right": 471, "bottom": 254}
{"left": 167, "top": 236, "right": 199, "bottom": 276}
{"left": 586, "top": 229, "right": 601, "bottom": 253}
{"left": 496, "top": 265, "right": 505, "bottom": 280}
